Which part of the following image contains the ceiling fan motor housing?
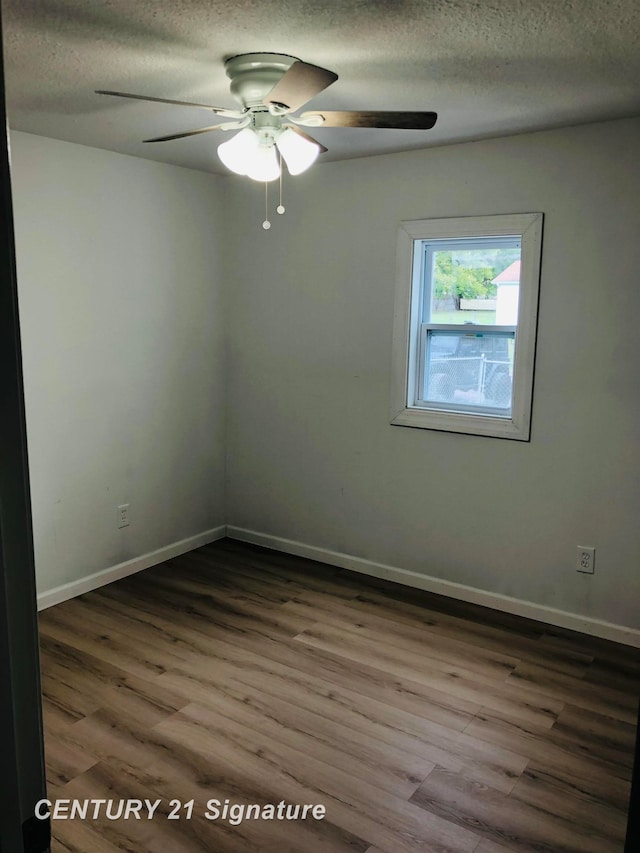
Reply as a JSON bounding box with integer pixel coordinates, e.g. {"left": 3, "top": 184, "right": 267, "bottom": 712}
{"left": 225, "top": 53, "right": 298, "bottom": 109}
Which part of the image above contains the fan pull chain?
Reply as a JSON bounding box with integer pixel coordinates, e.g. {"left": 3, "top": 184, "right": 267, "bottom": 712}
{"left": 262, "top": 181, "right": 271, "bottom": 230}
{"left": 277, "top": 153, "right": 285, "bottom": 215}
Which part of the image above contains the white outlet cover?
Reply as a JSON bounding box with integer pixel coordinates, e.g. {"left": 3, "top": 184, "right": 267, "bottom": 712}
{"left": 117, "top": 503, "right": 130, "bottom": 528}
{"left": 576, "top": 546, "right": 595, "bottom": 574}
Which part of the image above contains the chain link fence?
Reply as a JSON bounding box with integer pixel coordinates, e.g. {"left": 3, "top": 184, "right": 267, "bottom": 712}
{"left": 427, "top": 356, "right": 512, "bottom": 408}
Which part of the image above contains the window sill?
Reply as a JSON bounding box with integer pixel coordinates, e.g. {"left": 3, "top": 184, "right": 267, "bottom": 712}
{"left": 390, "top": 405, "right": 530, "bottom": 440}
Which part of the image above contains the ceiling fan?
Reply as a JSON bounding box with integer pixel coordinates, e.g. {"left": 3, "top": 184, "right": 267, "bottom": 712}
{"left": 97, "top": 53, "right": 437, "bottom": 226}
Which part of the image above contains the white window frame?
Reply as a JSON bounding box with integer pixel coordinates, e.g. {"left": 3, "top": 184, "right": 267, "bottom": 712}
{"left": 390, "top": 213, "right": 543, "bottom": 440}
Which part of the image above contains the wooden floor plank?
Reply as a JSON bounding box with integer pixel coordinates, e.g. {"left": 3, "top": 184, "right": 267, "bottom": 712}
{"left": 463, "top": 707, "right": 633, "bottom": 809}
{"left": 294, "top": 622, "right": 564, "bottom": 728}
{"left": 583, "top": 658, "right": 640, "bottom": 693}
{"left": 350, "top": 590, "right": 596, "bottom": 677}
{"left": 39, "top": 608, "right": 183, "bottom": 679}
{"left": 285, "top": 586, "right": 551, "bottom": 667}
{"left": 154, "top": 707, "right": 481, "bottom": 853}
{"left": 95, "top": 580, "right": 484, "bottom": 731}
{"left": 120, "top": 568, "right": 312, "bottom": 638}
{"left": 38, "top": 539, "right": 638, "bottom": 853}
{"left": 40, "top": 667, "right": 103, "bottom": 724}
{"left": 410, "top": 766, "right": 622, "bottom": 853}
{"left": 548, "top": 702, "right": 637, "bottom": 769}
{"left": 156, "top": 669, "right": 436, "bottom": 799}
{"left": 138, "top": 756, "right": 373, "bottom": 853}
{"left": 50, "top": 819, "right": 130, "bottom": 853}
{"left": 474, "top": 841, "right": 521, "bottom": 853}
{"left": 158, "top": 661, "right": 528, "bottom": 795}
{"left": 283, "top": 591, "right": 521, "bottom": 680}
{"left": 53, "top": 761, "right": 237, "bottom": 853}
{"left": 510, "top": 767, "right": 627, "bottom": 842}
{"left": 506, "top": 661, "right": 637, "bottom": 722}
{"left": 90, "top": 672, "right": 192, "bottom": 727}
{"left": 196, "top": 539, "right": 365, "bottom": 600}
{"left": 43, "top": 731, "right": 99, "bottom": 789}
{"left": 54, "top": 593, "right": 202, "bottom": 667}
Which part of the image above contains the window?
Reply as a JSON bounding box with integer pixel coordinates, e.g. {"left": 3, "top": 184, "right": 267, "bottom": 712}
{"left": 391, "top": 214, "right": 543, "bottom": 439}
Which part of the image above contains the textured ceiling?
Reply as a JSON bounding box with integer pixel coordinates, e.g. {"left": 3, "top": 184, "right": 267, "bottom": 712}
{"left": 3, "top": 0, "right": 640, "bottom": 174}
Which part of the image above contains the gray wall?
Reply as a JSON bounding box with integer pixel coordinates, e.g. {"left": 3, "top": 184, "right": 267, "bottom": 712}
{"left": 226, "top": 117, "right": 640, "bottom": 630}
{"left": 11, "top": 132, "right": 227, "bottom": 594}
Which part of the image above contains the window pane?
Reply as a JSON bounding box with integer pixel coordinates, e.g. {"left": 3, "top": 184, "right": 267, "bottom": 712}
{"left": 423, "top": 330, "right": 514, "bottom": 413}
{"left": 427, "top": 241, "right": 521, "bottom": 326}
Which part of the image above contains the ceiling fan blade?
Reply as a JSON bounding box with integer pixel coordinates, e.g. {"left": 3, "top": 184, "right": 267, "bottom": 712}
{"left": 264, "top": 61, "right": 338, "bottom": 112}
{"left": 288, "top": 125, "right": 328, "bottom": 153}
{"left": 300, "top": 110, "right": 438, "bottom": 129}
{"left": 96, "top": 90, "right": 242, "bottom": 118}
{"left": 143, "top": 123, "right": 228, "bottom": 143}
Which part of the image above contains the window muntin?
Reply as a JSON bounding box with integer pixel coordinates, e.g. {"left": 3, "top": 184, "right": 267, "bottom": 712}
{"left": 390, "top": 214, "right": 543, "bottom": 440}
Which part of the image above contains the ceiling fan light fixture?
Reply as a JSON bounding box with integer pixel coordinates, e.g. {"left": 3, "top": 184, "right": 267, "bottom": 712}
{"left": 217, "top": 127, "right": 259, "bottom": 175}
{"left": 245, "top": 143, "right": 280, "bottom": 182}
{"left": 276, "top": 127, "right": 320, "bottom": 175}
{"left": 217, "top": 127, "right": 280, "bottom": 181}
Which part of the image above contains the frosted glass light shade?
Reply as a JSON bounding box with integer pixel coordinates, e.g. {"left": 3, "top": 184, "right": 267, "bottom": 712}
{"left": 245, "top": 144, "right": 280, "bottom": 182}
{"left": 276, "top": 128, "right": 320, "bottom": 175}
{"left": 217, "top": 128, "right": 259, "bottom": 175}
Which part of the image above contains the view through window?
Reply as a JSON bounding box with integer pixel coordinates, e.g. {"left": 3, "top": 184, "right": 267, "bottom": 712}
{"left": 418, "top": 237, "right": 521, "bottom": 417}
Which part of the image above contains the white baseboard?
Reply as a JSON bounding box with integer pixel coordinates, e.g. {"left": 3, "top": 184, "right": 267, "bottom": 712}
{"left": 37, "top": 525, "right": 227, "bottom": 611}
{"left": 227, "top": 526, "right": 640, "bottom": 648}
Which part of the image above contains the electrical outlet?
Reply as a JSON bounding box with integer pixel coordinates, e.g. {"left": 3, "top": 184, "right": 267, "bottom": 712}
{"left": 576, "top": 546, "right": 595, "bottom": 574}
{"left": 117, "top": 503, "right": 130, "bottom": 528}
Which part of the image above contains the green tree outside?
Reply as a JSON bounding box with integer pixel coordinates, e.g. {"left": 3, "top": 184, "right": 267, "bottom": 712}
{"left": 433, "top": 248, "right": 518, "bottom": 309}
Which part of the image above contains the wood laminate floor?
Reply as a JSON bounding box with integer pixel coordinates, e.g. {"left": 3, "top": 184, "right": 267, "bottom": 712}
{"left": 39, "top": 538, "right": 639, "bottom": 853}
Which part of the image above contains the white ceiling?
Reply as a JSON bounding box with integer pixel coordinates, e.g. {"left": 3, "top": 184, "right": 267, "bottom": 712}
{"left": 3, "top": 0, "right": 640, "bottom": 175}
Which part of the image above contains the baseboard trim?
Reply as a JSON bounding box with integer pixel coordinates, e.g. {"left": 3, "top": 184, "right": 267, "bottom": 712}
{"left": 37, "top": 525, "right": 227, "bottom": 611}
{"left": 227, "top": 526, "right": 640, "bottom": 648}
